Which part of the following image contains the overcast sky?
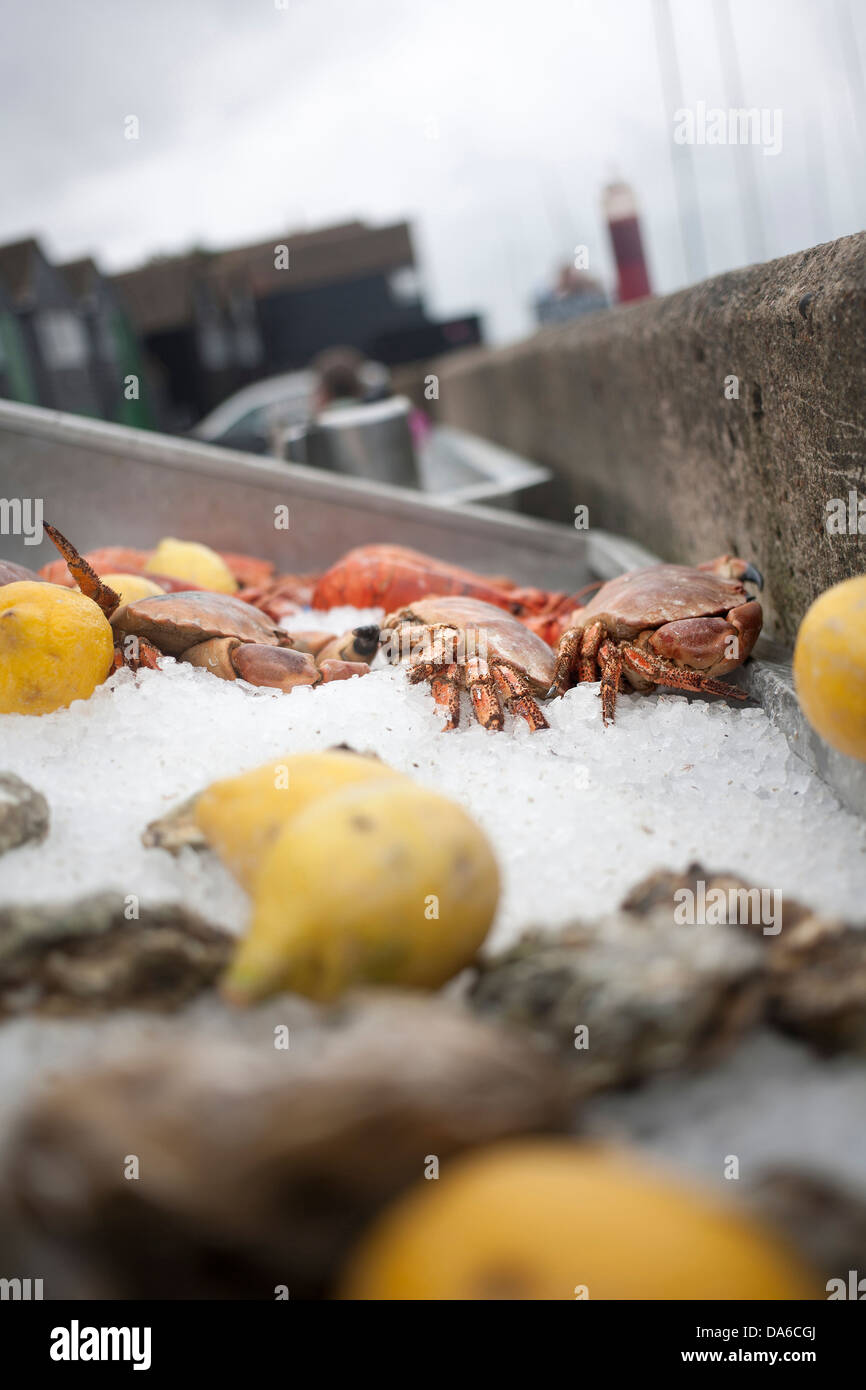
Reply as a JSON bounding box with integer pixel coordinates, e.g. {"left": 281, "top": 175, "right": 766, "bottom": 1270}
{"left": 0, "top": 0, "right": 863, "bottom": 342}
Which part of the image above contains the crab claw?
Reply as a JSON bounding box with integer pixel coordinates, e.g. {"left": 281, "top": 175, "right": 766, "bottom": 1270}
{"left": 352, "top": 623, "right": 381, "bottom": 655}
{"left": 647, "top": 599, "right": 763, "bottom": 677}
{"left": 232, "top": 644, "right": 320, "bottom": 690}
{"left": 698, "top": 554, "right": 764, "bottom": 590}
{"left": 741, "top": 563, "right": 764, "bottom": 590}
{"left": 318, "top": 659, "right": 371, "bottom": 682}
{"left": 43, "top": 523, "right": 122, "bottom": 617}
{"left": 316, "top": 625, "right": 380, "bottom": 665}
{"left": 182, "top": 637, "right": 321, "bottom": 691}
{"left": 180, "top": 636, "right": 243, "bottom": 680}
{"left": 281, "top": 630, "right": 338, "bottom": 656}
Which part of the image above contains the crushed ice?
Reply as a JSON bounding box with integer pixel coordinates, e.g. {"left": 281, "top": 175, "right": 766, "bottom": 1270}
{"left": 1, "top": 605, "right": 865, "bottom": 1183}
{"left": 0, "top": 605, "right": 863, "bottom": 950}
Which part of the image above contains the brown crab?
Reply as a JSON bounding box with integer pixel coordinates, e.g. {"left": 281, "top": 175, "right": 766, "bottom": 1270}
{"left": 45, "top": 525, "right": 378, "bottom": 692}
{"left": 383, "top": 595, "right": 555, "bottom": 731}
{"left": 548, "top": 555, "right": 763, "bottom": 724}
{"left": 385, "top": 558, "right": 762, "bottom": 732}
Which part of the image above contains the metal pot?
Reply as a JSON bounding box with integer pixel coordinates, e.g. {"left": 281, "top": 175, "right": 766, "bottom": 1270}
{"left": 283, "top": 395, "right": 419, "bottom": 488}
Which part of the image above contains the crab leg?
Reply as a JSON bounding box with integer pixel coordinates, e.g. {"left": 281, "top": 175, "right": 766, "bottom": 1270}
{"left": 620, "top": 643, "right": 749, "bottom": 701}
{"left": 548, "top": 619, "right": 605, "bottom": 698}
{"left": 464, "top": 656, "right": 504, "bottom": 731}
{"left": 44, "top": 523, "right": 121, "bottom": 617}
{"left": 547, "top": 627, "right": 581, "bottom": 697}
{"left": 138, "top": 639, "right": 162, "bottom": 669}
{"left": 492, "top": 662, "right": 549, "bottom": 731}
{"left": 598, "top": 640, "right": 623, "bottom": 726}
{"left": 407, "top": 660, "right": 439, "bottom": 685}
{"left": 408, "top": 660, "right": 461, "bottom": 728}
{"left": 431, "top": 663, "right": 462, "bottom": 730}
{"left": 578, "top": 620, "right": 604, "bottom": 683}
{"left": 114, "top": 634, "right": 162, "bottom": 672}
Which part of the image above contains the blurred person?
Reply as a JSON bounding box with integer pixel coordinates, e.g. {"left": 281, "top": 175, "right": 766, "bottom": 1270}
{"left": 535, "top": 263, "right": 609, "bottom": 325}
{"left": 312, "top": 346, "right": 366, "bottom": 414}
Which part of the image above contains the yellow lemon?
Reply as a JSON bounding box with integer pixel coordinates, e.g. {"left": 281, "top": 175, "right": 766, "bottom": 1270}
{"left": 0, "top": 581, "right": 115, "bottom": 715}
{"left": 146, "top": 538, "right": 236, "bottom": 594}
{"left": 195, "top": 750, "right": 404, "bottom": 888}
{"left": 99, "top": 573, "right": 165, "bottom": 605}
{"left": 340, "top": 1140, "right": 818, "bottom": 1301}
{"left": 793, "top": 574, "right": 866, "bottom": 760}
{"left": 222, "top": 780, "right": 500, "bottom": 1004}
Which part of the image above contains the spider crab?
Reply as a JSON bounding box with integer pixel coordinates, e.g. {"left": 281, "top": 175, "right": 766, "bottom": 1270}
{"left": 548, "top": 556, "right": 763, "bottom": 724}
{"left": 44, "top": 525, "right": 378, "bottom": 692}
{"left": 383, "top": 596, "right": 555, "bottom": 731}
{"left": 383, "top": 556, "right": 762, "bottom": 731}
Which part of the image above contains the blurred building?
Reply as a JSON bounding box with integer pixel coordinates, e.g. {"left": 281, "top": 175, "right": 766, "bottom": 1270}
{"left": 0, "top": 238, "right": 102, "bottom": 415}
{"left": 111, "top": 221, "right": 482, "bottom": 427}
{"left": 0, "top": 273, "right": 39, "bottom": 404}
{"left": 371, "top": 313, "right": 482, "bottom": 364}
{"left": 60, "top": 257, "right": 157, "bottom": 429}
{"left": 110, "top": 250, "right": 253, "bottom": 430}
{"left": 0, "top": 222, "right": 482, "bottom": 435}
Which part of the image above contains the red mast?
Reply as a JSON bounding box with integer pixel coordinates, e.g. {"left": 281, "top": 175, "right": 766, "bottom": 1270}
{"left": 603, "top": 181, "right": 652, "bottom": 303}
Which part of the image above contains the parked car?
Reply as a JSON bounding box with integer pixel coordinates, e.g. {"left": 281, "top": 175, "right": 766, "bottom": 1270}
{"left": 190, "top": 370, "right": 315, "bottom": 454}
{"left": 190, "top": 361, "right": 392, "bottom": 455}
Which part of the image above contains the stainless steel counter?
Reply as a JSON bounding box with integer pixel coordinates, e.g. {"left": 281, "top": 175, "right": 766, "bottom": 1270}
{"left": 0, "top": 400, "right": 650, "bottom": 585}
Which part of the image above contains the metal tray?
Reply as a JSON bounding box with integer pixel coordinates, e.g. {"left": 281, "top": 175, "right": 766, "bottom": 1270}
{"left": 2, "top": 399, "right": 864, "bottom": 816}
{"left": 0, "top": 400, "right": 645, "bottom": 585}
